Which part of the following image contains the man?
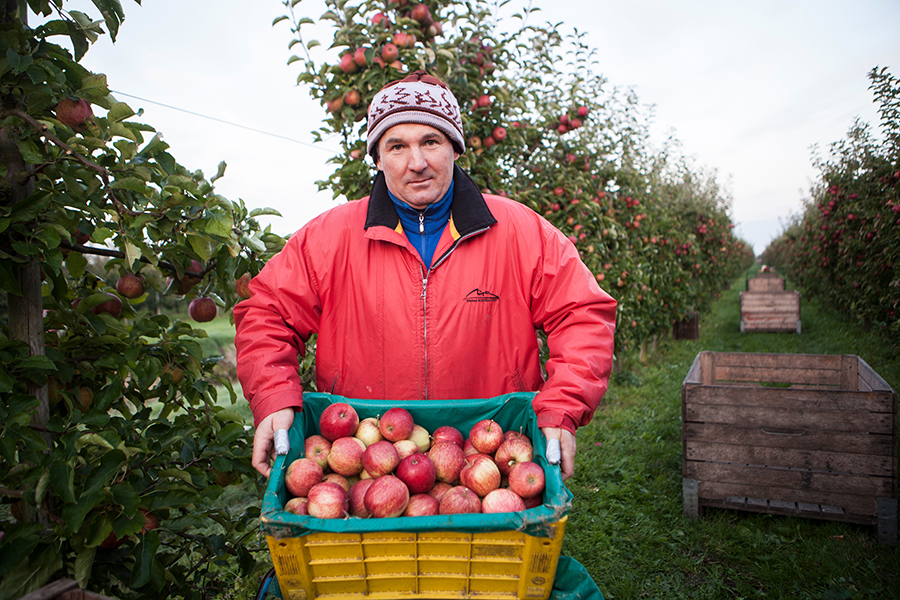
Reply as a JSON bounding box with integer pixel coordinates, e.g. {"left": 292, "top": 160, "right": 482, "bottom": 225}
{"left": 234, "top": 71, "right": 616, "bottom": 481}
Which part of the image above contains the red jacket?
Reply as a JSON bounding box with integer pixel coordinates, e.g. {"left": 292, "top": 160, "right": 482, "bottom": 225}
{"left": 234, "top": 166, "right": 617, "bottom": 434}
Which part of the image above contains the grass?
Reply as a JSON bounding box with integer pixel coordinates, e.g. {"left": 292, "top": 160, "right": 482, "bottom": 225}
{"left": 564, "top": 269, "right": 899, "bottom": 600}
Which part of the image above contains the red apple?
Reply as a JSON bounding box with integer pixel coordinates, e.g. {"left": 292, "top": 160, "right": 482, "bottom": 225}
{"left": 306, "top": 481, "right": 348, "bottom": 519}
{"left": 459, "top": 454, "right": 501, "bottom": 497}
{"left": 427, "top": 481, "right": 453, "bottom": 503}
{"left": 393, "top": 32, "right": 413, "bottom": 49}
{"left": 408, "top": 424, "right": 431, "bottom": 452}
{"left": 410, "top": 3, "right": 432, "bottom": 24}
{"left": 396, "top": 452, "right": 436, "bottom": 494}
{"left": 476, "top": 94, "right": 492, "bottom": 108}
{"left": 188, "top": 297, "right": 217, "bottom": 322}
{"left": 304, "top": 435, "right": 332, "bottom": 470}
{"left": 379, "top": 407, "right": 414, "bottom": 441}
{"left": 508, "top": 460, "right": 545, "bottom": 499}
{"left": 371, "top": 12, "right": 389, "bottom": 27}
{"left": 344, "top": 89, "right": 361, "bottom": 106}
{"left": 469, "top": 419, "right": 504, "bottom": 455}
{"left": 439, "top": 486, "right": 482, "bottom": 515}
{"left": 322, "top": 473, "right": 352, "bottom": 492}
{"left": 364, "top": 475, "right": 410, "bottom": 518}
{"left": 354, "top": 47, "right": 369, "bottom": 67}
{"left": 492, "top": 126, "right": 507, "bottom": 142}
{"left": 167, "top": 259, "right": 203, "bottom": 295}
{"left": 494, "top": 436, "right": 534, "bottom": 476}
{"left": 393, "top": 439, "right": 419, "bottom": 460}
{"left": 463, "top": 438, "right": 479, "bottom": 456}
{"left": 381, "top": 42, "right": 399, "bottom": 63}
{"left": 319, "top": 402, "right": 360, "bottom": 441}
{"left": 349, "top": 478, "right": 376, "bottom": 517}
{"left": 482, "top": 488, "right": 526, "bottom": 513}
{"left": 327, "top": 436, "right": 366, "bottom": 476}
{"left": 326, "top": 96, "right": 344, "bottom": 114}
{"left": 362, "top": 440, "right": 401, "bottom": 478}
{"left": 577, "top": 105, "right": 589, "bottom": 118}
{"left": 339, "top": 53, "right": 357, "bottom": 74}
{"left": 92, "top": 293, "right": 123, "bottom": 318}
{"left": 115, "top": 273, "right": 144, "bottom": 299}
{"left": 285, "top": 457, "right": 324, "bottom": 498}
{"left": 56, "top": 97, "right": 93, "bottom": 132}
{"left": 235, "top": 273, "right": 252, "bottom": 299}
{"left": 523, "top": 495, "right": 543, "bottom": 509}
{"left": 404, "top": 493, "right": 440, "bottom": 517}
{"left": 284, "top": 497, "right": 309, "bottom": 515}
{"left": 504, "top": 430, "right": 529, "bottom": 443}
{"left": 428, "top": 441, "right": 466, "bottom": 483}
{"left": 354, "top": 417, "right": 383, "bottom": 447}
{"left": 432, "top": 426, "right": 464, "bottom": 448}
{"left": 482, "top": 135, "right": 496, "bottom": 149}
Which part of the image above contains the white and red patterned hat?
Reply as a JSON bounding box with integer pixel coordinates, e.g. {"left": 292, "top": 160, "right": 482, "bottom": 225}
{"left": 366, "top": 70, "right": 465, "bottom": 157}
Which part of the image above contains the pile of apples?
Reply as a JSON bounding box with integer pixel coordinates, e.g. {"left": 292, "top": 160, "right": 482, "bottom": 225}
{"left": 283, "top": 403, "right": 546, "bottom": 519}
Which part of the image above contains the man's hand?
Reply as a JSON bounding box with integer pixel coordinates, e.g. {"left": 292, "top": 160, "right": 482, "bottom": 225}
{"left": 540, "top": 427, "right": 577, "bottom": 481}
{"left": 253, "top": 408, "right": 296, "bottom": 478}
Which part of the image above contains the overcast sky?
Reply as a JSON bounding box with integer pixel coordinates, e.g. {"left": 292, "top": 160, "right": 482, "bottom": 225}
{"left": 64, "top": 0, "right": 900, "bottom": 256}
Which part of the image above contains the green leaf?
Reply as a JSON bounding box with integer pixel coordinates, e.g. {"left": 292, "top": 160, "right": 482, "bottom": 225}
{"left": 0, "top": 261, "right": 22, "bottom": 297}
{"left": 65, "top": 249, "right": 88, "bottom": 278}
{"left": 80, "top": 73, "right": 109, "bottom": 101}
{"left": 107, "top": 101, "right": 135, "bottom": 122}
{"left": 110, "top": 177, "right": 149, "bottom": 194}
{"left": 61, "top": 488, "right": 105, "bottom": 533}
{"left": 35, "top": 471, "right": 50, "bottom": 506}
{"left": 111, "top": 483, "right": 140, "bottom": 515}
{"left": 272, "top": 15, "right": 289, "bottom": 26}
{"left": 130, "top": 530, "right": 161, "bottom": 588}
{"left": 49, "top": 460, "right": 76, "bottom": 504}
{"left": 74, "top": 547, "right": 96, "bottom": 589}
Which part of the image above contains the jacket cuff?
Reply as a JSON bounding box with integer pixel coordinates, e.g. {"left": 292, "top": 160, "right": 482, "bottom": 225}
{"left": 535, "top": 411, "right": 578, "bottom": 436}
{"left": 252, "top": 390, "right": 304, "bottom": 428}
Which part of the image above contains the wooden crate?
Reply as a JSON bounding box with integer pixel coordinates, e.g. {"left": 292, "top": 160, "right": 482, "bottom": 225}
{"left": 673, "top": 311, "right": 699, "bottom": 340}
{"left": 746, "top": 276, "right": 785, "bottom": 292}
{"left": 19, "top": 579, "right": 116, "bottom": 600}
{"left": 740, "top": 290, "right": 801, "bottom": 333}
{"left": 682, "top": 351, "right": 898, "bottom": 545}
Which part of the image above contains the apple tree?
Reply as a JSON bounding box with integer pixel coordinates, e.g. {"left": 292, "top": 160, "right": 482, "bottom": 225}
{"left": 0, "top": 2, "right": 285, "bottom": 599}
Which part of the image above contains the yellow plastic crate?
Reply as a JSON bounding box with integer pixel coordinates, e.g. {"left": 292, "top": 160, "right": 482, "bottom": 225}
{"left": 261, "top": 393, "right": 572, "bottom": 600}
{"left": 267, "top": 516, "right": 566, "bottom": 600}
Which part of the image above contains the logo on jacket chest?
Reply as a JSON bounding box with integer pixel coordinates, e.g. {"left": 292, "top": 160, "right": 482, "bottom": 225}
{"left": 464, "top": 288, "right": 499, "bottom": 303}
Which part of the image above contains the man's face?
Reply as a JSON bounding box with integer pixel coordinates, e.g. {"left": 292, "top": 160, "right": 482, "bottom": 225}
{"left": 375, "top": 123, "right": 459, "bottom": 211}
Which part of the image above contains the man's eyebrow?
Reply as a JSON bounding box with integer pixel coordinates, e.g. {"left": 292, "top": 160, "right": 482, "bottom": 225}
{"left": 382, "top": 131, "right": 445, "bottom": 146}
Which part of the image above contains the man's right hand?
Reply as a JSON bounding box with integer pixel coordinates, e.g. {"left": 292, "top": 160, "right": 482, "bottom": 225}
{"left": 253, "top": 408, "right": 296, "bottom": 477}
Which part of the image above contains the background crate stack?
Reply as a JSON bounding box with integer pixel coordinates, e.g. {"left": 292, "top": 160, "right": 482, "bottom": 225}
{"left": 682, "top": 351, "right": 898, "bottom": 545}
{"left": 740, "top": 274, "right": 801, "bottom": 333}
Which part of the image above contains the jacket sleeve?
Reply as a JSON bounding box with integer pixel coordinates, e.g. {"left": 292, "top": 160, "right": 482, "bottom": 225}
{"left": 529, "top": 217, "right": 617, "bottom": 435}
{"left": 234, "top": 229, "right": 320, "bottom": 427}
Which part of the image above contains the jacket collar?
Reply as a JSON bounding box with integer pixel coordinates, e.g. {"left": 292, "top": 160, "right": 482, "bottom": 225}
{"left": 364, "top": 164, "right": 497, "bottom": 237}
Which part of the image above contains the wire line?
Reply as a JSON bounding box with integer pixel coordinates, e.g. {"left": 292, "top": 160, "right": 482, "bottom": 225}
{"left": 110, "top": 90, "right": 339, "bottom": 154}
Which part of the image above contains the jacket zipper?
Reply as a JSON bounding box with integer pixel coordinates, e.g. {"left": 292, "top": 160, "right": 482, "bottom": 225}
{"left": 420, "top": 264, "right": 428, "bottom": 399}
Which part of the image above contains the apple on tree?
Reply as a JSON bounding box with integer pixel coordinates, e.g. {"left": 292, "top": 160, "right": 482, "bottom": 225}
{"left": 189, "top": 297, "right": 217, "bottom": 323}
{"left": 115, "top": 273, "right": 144, "bottom": 299}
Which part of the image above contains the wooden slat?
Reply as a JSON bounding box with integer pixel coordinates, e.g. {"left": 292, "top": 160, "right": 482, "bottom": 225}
{"left": 711, "top": 365, "right": 840, "bottom": 386}
{"left": 684, "top": 404, "right": 894, "bottom": 434}
{"left": 858, "top": 356, "right": 896, "bottom": 393}
{"left": 683, "top": 423, "right": 896, "bottom": 456}
{"left": 682, "top": 353, "right": 702, "bottom": 386}
{"left": 19, "top": 581, "right": 80, "bottom": 600}
{"left": 700, "top": 352, "right": 714, "bottom": 385}
{"left": 696, "top": 480, "right": 878, "bottom": 518}
{"left": 840, "top": 355, "right": 859, "bottom": 390}
{"left": 686, "top": 461, "right": 893, "bottom": 499}
{"left": 683, "top": 385, "right": 896, "bottom": 413}
{"left": 710, "top": 352, "right": 841, "bottom": 371}
{"left": 747, "top": 277, "right": 785, "bottom": 292}
{"left": 685, "top": 441, "right": 894, "bottom": 477}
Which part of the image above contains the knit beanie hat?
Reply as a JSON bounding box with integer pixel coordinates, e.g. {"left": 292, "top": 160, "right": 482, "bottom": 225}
{"left": 366, "top": 70, "right": 465, "bottom": 158}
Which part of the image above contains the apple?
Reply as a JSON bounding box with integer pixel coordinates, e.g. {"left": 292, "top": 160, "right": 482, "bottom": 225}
{"left": 427, "top": 441, "right": 466, "bottom": 483}
{"left": 476, "top": 94, "right": 492, "bottom": 109}
{"left": 459, "top": 454, "right": 500, "bottom": 497}
{"left": 468, "top": 136, "right": 482, "bottom": 149}
{"left": 504, "top": 429, "right": 529, "bottom": 443}
{"left": 319, "top": 402, "right": 360, "bottom": 441}
{"left": 189, "top": 297, "right": 217, "bottom": 322}
{"left": 494, "top": 436, "right": 534, "bottom": 476}
{"left": 408, "top": 424, "right": 431, "bottom": 452}
{"left": 56, "top": 97, "right": 93, "bottom": 132}
{"left": 393, "top": 32, "right": 413, "bottom": 49}
{"left": 577, "top": 105, "right": 589, "bottom": 118}
{"left": 396, "top": 452, "right": 436, "bottom": 494}
{"left": 161, "top": 363, "right": 184, "bottom": 384}
{"left": 92, "top": 293, "right": 123, "bottom": 318}
{"left": 354, "top": 417, "right": 383, "bottom": 447}
{"left": 404, "top": 493, "right": 440, "bottom": 517}
{"left": 432, "top": 425, "right": 464, "bottom": 448}
{"left": 168, "top": 259, "right": 203, "bottom": 295}
{"left": 393, "top": 439, "right": 419, "bottom": 460}
{"left": 426, "top": 21, "right": 443, "bottom": 38}
{"left": 379, "top": 407, "right": 414, "bottom": 441}
{"left": 322, "top": 473, "right": 352, "bottom": 492}
{"left": 327, "top": 96, "right": 344, "bottom": 114}
{"left": 371, "top": 11, "right": 389, "bottom": 27}
{"left": 362, "top": 440, "right": 401, "bottom": 478}
{"left": 364, "top": 475, "right": 410, "bottom": 518}
{"left": 348, "top": 478, "right": 376, "bottom": 517}
{"left": 439, "top": 486, "right": 482, "bottom": 515}
{"left": 421, "top": 482, "right": 449, "bottom": 503}
{"left": 353, "top": 47, "right": 369, "bottom": 67}
{"left": 411, "top": 3, "right": 432, "bottom": 24}
{"left": 304, "top": 434, "right": 332, "bottom": 470}
{"left": 285, "top": 458, "right": 324, "bottom": 498}
{"left": 508, "top": 460, "right": 545, "bottom": 499}
{"left": 523, "top": 495, "right": 543, "bottom": 509}
{"left": 235, "top": 273, "right": 252, "bottom": 299}
{"left": 284, "top": 497, "right": 309, "bottom": 515}
{"left": 482, "top": 135, "right": 496, "bottom": 149}
{"left": 482, "top": 488, "right": 526, "bottom": 514}
{"left": 492, "top": 126, "right": 507, "bottom": 142}
{"left": 306, "top": 481, "right": 348, "bottom": 519}
{"left": 343, "top": 89, "right": 361, "bottom": 106}
{"left": 469, "top": 419, "right": 504, "bottom": 455}
{"left": 381, "top": 42, "right": 399, "bottom": 63}
{"left": 463, "top": 438, "right": 479, "bottom": 456}
{"left": 339, "top": 53, "right": 357, "bottom": 74}
{"left": 115, "top": 274, "right": 144, "bottom": 299}
{"left": 327, "top": 436, "right": 366, "bottom": 476}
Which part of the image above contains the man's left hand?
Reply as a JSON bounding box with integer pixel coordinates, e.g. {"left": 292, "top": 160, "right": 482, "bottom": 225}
{"left": 540, "top": 427, "right": 577, "bottom": 481}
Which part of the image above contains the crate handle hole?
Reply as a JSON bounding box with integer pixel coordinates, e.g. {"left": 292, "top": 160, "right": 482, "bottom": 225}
{"left": 761, "top": 428, "right": 807, "bottom": 436}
